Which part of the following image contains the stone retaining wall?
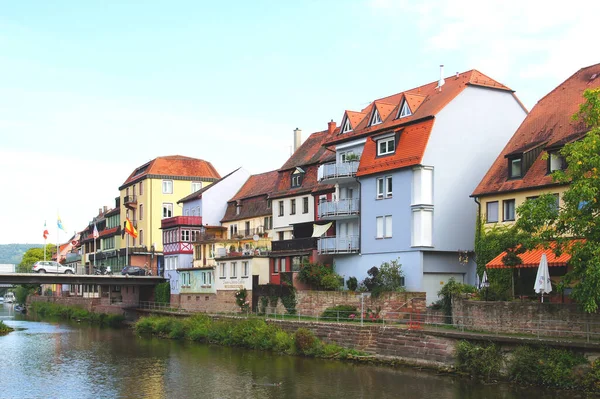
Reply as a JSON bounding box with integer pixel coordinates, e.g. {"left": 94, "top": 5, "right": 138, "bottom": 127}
{"left": 179, "top": 290, "right": 246, "bottom": 314}
{"left": 28, "top": 295, "right": 100, "bottom": 311}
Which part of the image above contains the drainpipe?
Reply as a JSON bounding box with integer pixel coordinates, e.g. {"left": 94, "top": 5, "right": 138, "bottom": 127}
{"left": 473, "top": 196, "right": 481, "bottom": 287}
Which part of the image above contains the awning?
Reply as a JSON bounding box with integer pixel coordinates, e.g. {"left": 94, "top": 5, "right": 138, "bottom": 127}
{"left": 486, "top": 242, "right": 573, "bottom": 269}
{"left": 311, "top": 222, "right": 332, "bottom": 238}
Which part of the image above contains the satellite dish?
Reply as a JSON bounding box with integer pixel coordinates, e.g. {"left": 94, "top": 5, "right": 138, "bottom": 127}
{"left": 253, "top": 235, "right": 260, "bottom": 241}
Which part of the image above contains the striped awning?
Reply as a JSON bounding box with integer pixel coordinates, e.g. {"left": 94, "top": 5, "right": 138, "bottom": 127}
{"left": 486, "top": 242, "right": 574, "bottom": 269}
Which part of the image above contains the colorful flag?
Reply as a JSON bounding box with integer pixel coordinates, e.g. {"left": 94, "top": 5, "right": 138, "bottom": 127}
{"left": 43, "top": 221, "right": 49, "bottom": 240}
{"left": 57, "top": 215, "right": 66, "bottom": 232}
{"left": 92, "top": 224, "right": 99, "bottom": 239}
{"left": 71, "top": 233, "right": 81, "bottom": 247}
{"left": 124, "top": 218, "right": 138, "bottom": 239}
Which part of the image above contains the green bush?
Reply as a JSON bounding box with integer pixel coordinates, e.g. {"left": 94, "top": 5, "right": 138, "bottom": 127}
{"left": 29, "top": 301, "right": 125, "bottom": 327}
{"left": 361, "top": 258, "right": 405, "bottom": 298}
{"left": 455, "top": 340, "right": 503, "bottom": 379}
{"left": 0, "top": 320, "right": 14, "bottom": 334}
{"left": 346, "top": 277, "right": 358, "bottom": 291}
{"left": 321, "top": 305, "right": 358, "bottom": 321}
{"left": 259, "top": 296, "right": 269, "bottom": 314}
{"left": 509, "top": 345, "right": 587, "bottom": 388}
{"left": 154, "top": 282, "right": 170, "bottom": 304}
{"left": 297, "top": 262, "right": 342, "bottom": 291}
{"left": 294, "top": 328, "right": 318, "bottom": 354}
{"left": 584, "top": 358, "right": 600, "bottom": 392}
{"left": 280, "top": 289, "right": 297, "bottom": 314}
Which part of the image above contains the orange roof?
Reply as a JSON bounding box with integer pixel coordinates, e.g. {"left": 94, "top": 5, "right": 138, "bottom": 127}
{"left": 280, "top": 129, "right": 337, "bottom": 170}
{"left": 356, "top": 119, "right": 435, "bottom": 177}
{"left": 326, "top": 69, "right": 515, "bottom": 147}
{"left": 486, "top": 243, "right": 573, "bottom": 269}
{"left": 374, "top": 101, "right": 396, "bottom": 122}
{"left": 119, "top": 155, "right": 220, "bottom": 189}
{"left": 231, "top": 170, "right": 279, "bottom": 201}
{"left": 473, "top": 63, "right": 600, "bottom": 197}
{"left": 346, "top": 111, "right": 366, "bottom": 131}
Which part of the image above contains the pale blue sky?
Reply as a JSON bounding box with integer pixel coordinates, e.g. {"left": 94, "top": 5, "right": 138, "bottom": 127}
{"left": 1, "top": 0, "right": 598, "bottom": 244}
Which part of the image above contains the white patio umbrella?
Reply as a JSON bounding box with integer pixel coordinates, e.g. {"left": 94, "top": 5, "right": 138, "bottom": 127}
{"left": 476, "top": 273, "right": 481, "bottom": 290}
{"left": 534, "top": 253, "right": 552, "bottom": 302}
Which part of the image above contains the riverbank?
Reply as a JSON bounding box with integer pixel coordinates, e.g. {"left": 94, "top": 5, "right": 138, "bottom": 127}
{"left": 28, "top": 301, "right": 125, "bottom": 327}
{"left": 0, "top": 320, "right": 13, "bottom": 334}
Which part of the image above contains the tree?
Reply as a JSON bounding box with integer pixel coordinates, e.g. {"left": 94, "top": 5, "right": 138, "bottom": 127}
{"left": 18, "top": 246, "right": 55, "bottom": 273}
{"left": 361, "top": 258, "right": 405, "bottom": 297}
{"left": 516, "top": 88, "right": 600, "bottom": 312}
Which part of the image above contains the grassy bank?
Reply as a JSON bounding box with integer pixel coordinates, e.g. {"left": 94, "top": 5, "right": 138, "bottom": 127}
{"left": 135, "top": 314, "right": 367, "bottom": 360}
{"left": 29, "top": 301, "right": 125, "bottom": 327}
{"left": 0, "top": 320, "right": 14, "bottom": 334}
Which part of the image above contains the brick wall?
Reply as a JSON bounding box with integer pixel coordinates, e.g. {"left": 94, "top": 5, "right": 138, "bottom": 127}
{"left": 452, "top": 300, "right": 600, "bottom": 339}
{"left": 179, "top": 290, "right": 246, "bottom": 314}
{"left": 28, "top": 295, "right": 100, "bottom": 311}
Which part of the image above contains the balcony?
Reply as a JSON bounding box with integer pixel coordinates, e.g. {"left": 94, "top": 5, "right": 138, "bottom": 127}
{"left": 228, "top": 226, "right": 266, "bottom": 240}
{"left": 317, "top": 235, "right": 359, "bottom": 254}
{"left": 123, "top": 195, "right": 137, "bottom": 209}
{"left": 318, "top": 198, "right": 360, "bottom": 219}
{"left": 318, "top": 161, "right": 359, "bottom": 183}
{"left": 271, "top": 237, "right": 317, "bottom": 252}
{"left": 161, "top": 216, "right": 203, "bottom": 229}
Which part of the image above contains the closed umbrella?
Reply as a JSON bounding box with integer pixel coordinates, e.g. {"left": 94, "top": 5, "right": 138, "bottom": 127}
{"left": 534, "top": 253, "right": 552, "bottom": 302}
{"left": 476, "top": 273, "right": 481, "bottom": 290}
{"left": 481, "top": 271, "right": 490, "bottom": 301}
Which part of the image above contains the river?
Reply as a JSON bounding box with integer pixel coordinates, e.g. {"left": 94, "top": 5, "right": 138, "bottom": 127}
{"left": 0, "top": 303, "right": 580, "bottom": 399}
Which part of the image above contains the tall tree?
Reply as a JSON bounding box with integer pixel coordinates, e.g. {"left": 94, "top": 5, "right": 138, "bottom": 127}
{"left": 18, "top": 245, "right": 55, "bottom": 273}
{"left": 516, "top": 88, "right": 600, "bottom": 312}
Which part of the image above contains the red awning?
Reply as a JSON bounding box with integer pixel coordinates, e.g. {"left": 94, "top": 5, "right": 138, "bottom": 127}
{"left": 486, "top": 241, "right": 575, "bottom": 269}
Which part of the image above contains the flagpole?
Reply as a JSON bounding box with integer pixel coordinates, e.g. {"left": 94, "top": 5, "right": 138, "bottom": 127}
{"left": 94, "top": 233, "right": 97, "bottom": 269}
{"left": 126, "top": 234, "right": 129, "bottom": 266}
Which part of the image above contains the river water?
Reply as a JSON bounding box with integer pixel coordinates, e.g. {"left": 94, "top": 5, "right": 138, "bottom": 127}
{"left": 0, "top": 303, "right": 580, "bottom": 399}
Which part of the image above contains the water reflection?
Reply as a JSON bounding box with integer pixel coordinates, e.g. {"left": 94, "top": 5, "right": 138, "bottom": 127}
{"left": 0, "top": 303, "right": 573, "bottom": 399}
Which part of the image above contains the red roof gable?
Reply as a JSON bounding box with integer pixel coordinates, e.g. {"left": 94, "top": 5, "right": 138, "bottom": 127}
{"left": 270, "top": 164, "right": 321, "bottom": 199}
{"left": 280, "top": 129, "right": 337, "bottom": 171}
{"left": 119, "top": 155, "right": 220, "bottom": 189}
{"left": 327, "top": 69, "right": 515, "bottom": 146}
{"left": 356, "top": 119, "right": 435, "bottom": 177}
{"left": 231, "top": 170, "right": 279, "bottom": 201}
{"left": 472, "top": 63, "right": 600, "bottom": 197}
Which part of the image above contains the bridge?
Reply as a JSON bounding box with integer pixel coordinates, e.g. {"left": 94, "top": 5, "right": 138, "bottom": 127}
{"left": 0, "top": 273, "right": 165, "bottom": 286}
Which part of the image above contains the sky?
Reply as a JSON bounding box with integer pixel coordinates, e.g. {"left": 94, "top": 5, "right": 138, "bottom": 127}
{"left": 1, "top": 0, "right": 598, "bottom": 245}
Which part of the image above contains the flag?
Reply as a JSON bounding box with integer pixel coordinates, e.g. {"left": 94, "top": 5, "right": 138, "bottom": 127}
{"left": 43, "top": 221, "right": 49, "bottom": 240}
{"left": 57, "top": 215, "right": 66, "bottom": 232}
{"left": 71, "top": 233, "right": 81, "bottom": 247}
{"left": 124, "top": 218, "right": 138, "bottom": 239}
{"left": 92, "top": 224, "right": 99, "bottom": 239}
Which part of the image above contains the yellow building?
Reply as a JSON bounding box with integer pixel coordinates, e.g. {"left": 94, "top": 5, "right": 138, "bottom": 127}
{"left": 118, "top": 155, "right": 221, "bottom": 272}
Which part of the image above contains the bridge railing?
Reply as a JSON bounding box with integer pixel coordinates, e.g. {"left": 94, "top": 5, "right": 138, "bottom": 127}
{"left": 137, "top": 301, "right": 184, "bottom": 313}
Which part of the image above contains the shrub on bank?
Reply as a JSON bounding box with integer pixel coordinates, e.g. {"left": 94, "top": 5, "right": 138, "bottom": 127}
{"left": 0, "top": 320, "right": 14, "bottom": 334}
{"left": 134, "top": 314, "right": 365, "bottom": 360}
{"left": 455, "top": 340, "right": 503, "bottom": 379}
{"left": 29, "top": 301, "right": 125, "bottom": 327}
{"left": 321, "top": 305, "right": 358, "bottom": 321}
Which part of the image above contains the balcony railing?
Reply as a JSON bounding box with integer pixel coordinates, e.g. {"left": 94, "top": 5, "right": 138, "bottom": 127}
{"left": 272, "top": 237, "right": 317, "bottom": 252}
{"left": 228, "top": 226, "right": 266, "bottom": 240}
{"left": 161, "top": 216, "right": 203, "bottom": 229}
{"left": 317, "top": 235, "right": 359, "bottom": 254}
{"left": 318, "top": 161, "right": 359, "bottom": 182}
{"left": 123, "top": 195, "right": 137, "bottom": 208}
{"left": 318, "top": 198, "right": 360, "bottom": 218}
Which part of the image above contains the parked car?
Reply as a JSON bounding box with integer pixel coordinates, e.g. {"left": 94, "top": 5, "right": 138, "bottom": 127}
{"left": 121, "top": 266, "right": 146, "bottom": 276}
{"left": 32, "top": 261, "right": 75, "bottom": 274}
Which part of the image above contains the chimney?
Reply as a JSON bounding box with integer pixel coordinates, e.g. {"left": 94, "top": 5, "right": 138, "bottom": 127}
{"left": 293, "top": 128, "right": 302, "bottom": 153}
{"left": 328, "top": 119, "right": 336, "bottom": 134}
{"left": 437, "top": 64, "right": 445, "bottom": 91}
{"left": 98, "top": 208, "right": 102, "bottom": 215}
{"left": 103, "top": 206, "right": 108, "bottom": 213}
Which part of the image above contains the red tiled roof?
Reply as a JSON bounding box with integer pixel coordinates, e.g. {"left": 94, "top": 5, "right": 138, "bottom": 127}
{"left": 99, "top": 226, "right": 119, "bottom": 238}
{"left": 280, "top": 129, "right": 337, "bottom": 171}
{"left": 356, "top": 119, "right": 435, "bottom": 177}
{"left": 486, "top": 242, "right": 576, "bottom": 268}
{"left": 346, "top": 111, "right": 366, "bottom": 131}
{"left": 374, "top": 101, "right": 396, "bottom": 122}
{"left": 231, "top": 170, "right": 279, "bottom": 201}
{"left": 326, "top": 69, "right": 515, "bottom": 147}
{"left": 221, "top": 195, "right": 272, "bottom": 223}
{"left": 270, "top": 164, "right": 321, "bottom": 199}
{"left": 473, "top": 63, "right": 600, "bottom": 197}
{"left": 119, "top": 155, "right": 221, "bottom": 189}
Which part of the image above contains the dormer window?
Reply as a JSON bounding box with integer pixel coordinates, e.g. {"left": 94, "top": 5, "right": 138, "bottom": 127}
{"left": 291, "top": 167, "right": 305, "bottom": 188}
{"left": 397, "top": 100, "right": 412, "bottom": 118}
{"left": 548, "top": 151, "right": 566, "bottom": 173}
{"left": 370, "top": 108, "right": 382, "bottom": 126}
{"left": 341, "top": 117, "right": 352, "bottom": 134}
{"left": 509, "top": 157, "right": 522, "bottom": 179}
{"left": 377, "top": 136, "right": 396, "bottom": 156}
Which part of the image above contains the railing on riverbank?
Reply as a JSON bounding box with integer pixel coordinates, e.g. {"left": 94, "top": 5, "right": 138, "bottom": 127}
{"left": 132, "top": 301, "right": 600, "bottom": 343}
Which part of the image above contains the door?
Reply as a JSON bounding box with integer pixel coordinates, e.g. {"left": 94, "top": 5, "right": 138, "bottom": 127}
{"left": 422, "top": 273, "right": 465, "bottom": 305}
{"left": 251, "top": 275, "right": 259, "bottom": 312}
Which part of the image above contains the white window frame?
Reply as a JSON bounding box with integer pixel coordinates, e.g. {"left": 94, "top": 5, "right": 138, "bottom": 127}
{"left": 377, "top": 177, "right": 384, "bottom": 199}
{"left": 281, "top": 258, "right": 286, "bottom": 272}
{"left": 162, "top": 180, "right": 173, "bottom": 194}
{"left": 385, "top": 176, "right": 392, "bottom": 197}
{"left": 341, "top": 117, "right": 352, "bottom": 133}
{"left": 219, "top": 263, "right": 226, "bottom": 278}
{"left": 397, "top": 100, "right": 412, "bottom": 118}
{"left": 486, "top": 201, "right": 499, "bottom": 223}
{"left": 376, "top": 216, "right": 384, "bottom": 238}
{"left": 278, "top": 201, "right": 284, "bottom": 217}
{"left": 163, "top": 203, "right": 173, "bottom": 219}
{"left": 230, "top": 262, "right": 237, "bottom": 278}
{"left": 384, "top": 215, "right": 392, "bottom": 238}
{"left": 377, "top": 137, "right": 395, "bottom": 156}
{"left": 242, "top": 261, "right": 249, "bottom": 278}
{"left": 191, "top": 181, "right": 203, "bottom": 192}
{"left": 370, "top": 108, "right": 382, "bottom": 126}
{"left": 303, "top": 196, "right": 309, "bottom": 214}
{"left": 181, "top": 229, "right": 190, "bottom": 242}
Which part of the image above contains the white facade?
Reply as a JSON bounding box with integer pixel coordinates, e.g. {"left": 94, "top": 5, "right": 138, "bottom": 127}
{"left": 272, "top": 194, "right": 315, "bottom": 239}
{"left": 197, "top": 168, "right": 251, "bottom": 226}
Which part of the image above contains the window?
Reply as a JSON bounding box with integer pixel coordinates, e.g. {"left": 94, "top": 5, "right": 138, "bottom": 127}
{"left": 397, "top": 100, "right": 412, "bottom": 118}
{"left": 549, "top": 151, "right": 566, "bottom": 173}
{"left": 341, "top": 117, "right": 352, "bottom": 133}
{"left": 230, "top": 262, "right": 237, "bottom": 278}
{"left": 370, "top": 108, "right": 382, "bottom": 126}
{"left": 550, "top": 193, "right": 560, "bottom": 212}
{"left": 509, "top": 158, "right": 522, "bottom": 178}
{"left": 236, "top": 204, "right": 241, "bottom": 215}
{"left": 278, "top": 231, "right": 284, "bottom": 241}
{"left": 377, "top": 178, "right": 384, "bottom": 199}
{"left": 376, "top": 216, "right": 383, "bottom": 238}
{"left": 377, "top": 137, "right": 395, "bottom": 156}
{"left": 229, "top": 224, "right": 238, "bottom": 238}
{"left": 202, "top": 271, "right": 211, "bottom": 286}
{"left": 242, "top": 261, "right": 249, "bottom": 278}
{"left": 162, "top": 180, "right": 173, "bottom": 194}
{"left": 385, "top": 215, "right": 392, "bottom": 237}
{"left": 191, "top": 181, "right": 203, "bottom": 192}
{"left": 290, "top": 199, "right": 296, "bottom": 215}
{"left": 280, "top": 258, "right": 286, "bottom": 272}
{"left": 303, "top": 197, "right": 309, "bottom": 214}
{"left": 264, "top": 216, "right": 272, "bottom": 230}
{"left": 340, "top": 151, "right": 354, "bottom": 163}
{"left": 273, "top": 259, "right": 279, "bottom": 273}
{"left": 486, "top": 201, "right": 499, "bottom": 223}
{"left": 220, "top": 263, "right": 226, "bottom": 278}
{"left": 139, "top": 204, "right": 144, "bottom": 221}
{"left": 503, "top": 199, "right": 516, "bottom": 221}
{"left": 163, "top": 203, "right": 173, "bottom": 218}
{"left": 291, "top": 173, "right": 303, "bottom": 188}
{"left": 139, "top": 229, "right": 143, "bottom": 245}
{"left": 292, "top": 256, "right": 308, "bottom": 272}
{"left": 139, "top": 181, "right": 143, "bottom": 195}
{"left": 376, "top": 176, "right": 392, "bottom": 199}
{"left": 267, "top": 199, "right": 272, "bottom": 209}
{"left": 278, "top": 201, "right": 284, "bottom": 217}
{"left": 181, "top": 229, "right": 190, "bottom": 241}
{"left": 386, "top": 176, "right": 392, "bottom": 197}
